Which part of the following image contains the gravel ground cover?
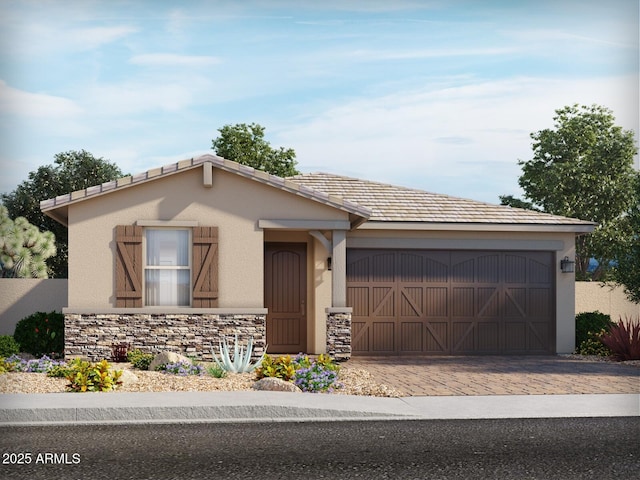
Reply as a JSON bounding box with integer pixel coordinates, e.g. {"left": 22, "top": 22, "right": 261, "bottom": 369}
{"left": 0, "top": 362, "right": 404, "bottom": 397}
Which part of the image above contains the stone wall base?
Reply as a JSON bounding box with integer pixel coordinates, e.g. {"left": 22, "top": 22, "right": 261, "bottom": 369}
{"left": 64, "top": 313, "right": 266, "bottom": 362}
{"left": 326, "top": 308, "right": 352, "bottom": 361}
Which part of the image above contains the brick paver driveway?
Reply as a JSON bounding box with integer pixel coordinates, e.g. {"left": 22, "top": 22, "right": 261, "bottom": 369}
{"left": 347, "top": 356, "right": 640, "bottom": 396}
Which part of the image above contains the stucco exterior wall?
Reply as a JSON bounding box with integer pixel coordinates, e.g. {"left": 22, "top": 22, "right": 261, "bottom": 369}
{"left": 575, "top": 282, "right": 639, "bottom": 320}
{"left": 0, "top": 279, "right": 68, "bottom": 335}
{"left": 346, "top": 229, "right": 577, "bottom": 353}
{"left": 66, "top": 167, "right": 348, "bottom": 310}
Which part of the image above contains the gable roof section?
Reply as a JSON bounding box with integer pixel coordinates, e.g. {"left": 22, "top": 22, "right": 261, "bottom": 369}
{"left": 40, "top": 154, "right": 372, "bottom": 226}
{"left": 287, "top": 172, "right": 596, "bottom": 232}
{"left": 40, "top": 154, "right": 595, "bottom": 233}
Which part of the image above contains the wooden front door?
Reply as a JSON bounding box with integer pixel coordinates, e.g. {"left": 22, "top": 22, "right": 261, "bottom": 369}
{"left": 265, "top": 243, "right": 307, "bottom": 353}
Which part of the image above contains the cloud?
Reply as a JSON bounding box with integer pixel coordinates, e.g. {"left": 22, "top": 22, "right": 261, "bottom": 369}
{"left": 343, "top": 47, "right": 517, "bottom": 62}
{"left": 1, "top": 21, "right": 137, "bottom": 55}
{"left": 0, "top": 80, "right": 83, "bottom": 118}
{"left": 130, "top": 53, "right": 222, "bottom": 67}
{"left": 278, "top": 73, "right": 639, "bottom": 202}
{"left": 434, "top": 136, "right": 474, "bottom": 145}
{"left": 69, "top": 26, "right": 138, "bottom": 51}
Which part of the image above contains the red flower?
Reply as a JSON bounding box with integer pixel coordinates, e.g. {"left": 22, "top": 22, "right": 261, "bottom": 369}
{"left": 35, "top": 327, "right": 39, "bottom": 333}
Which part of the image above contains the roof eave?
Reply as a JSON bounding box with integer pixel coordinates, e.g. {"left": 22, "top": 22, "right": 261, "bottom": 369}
{"left": 356, "top": 221, "right": 597, "bottom": 233}
{"left": 42, "top": 206, "right": 69, "bottom": 227}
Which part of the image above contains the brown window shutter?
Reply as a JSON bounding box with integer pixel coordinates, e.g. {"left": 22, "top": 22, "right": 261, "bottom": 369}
{"left": 115, "top": 225, "right": 143, "bottom": 307}
{"left": 192, "top": 226, "right": 219, "bottom": 308}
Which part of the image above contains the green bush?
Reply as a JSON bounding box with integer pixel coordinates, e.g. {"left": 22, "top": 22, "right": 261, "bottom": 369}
{"left": 65, "top": 358, "right": 122, "bottom": 392}
{"left": 126, "top": 349, "right": 154, "bottom": 370}
{"left": 0, "top": 335, "right": 20, "bottom": 357}
{"left": 13, "top": 311, "right": 64, "bottom": 357}
{"left": 575, "top": 311, "right": 614, "bottom": 353}
{"left": 206, "top": 363, "right": 228, "bottom": 378}
{"left": 47, "top": 363, "right": 72, "bottom": 378}
{"left": 0, "top": 357, "right": 10, "bottom": 375}
{"left": 255, "top": 354, "right": 297, "bottom": 381}
{"left": 576, "top": 330, "right": 612, "bottom": 356}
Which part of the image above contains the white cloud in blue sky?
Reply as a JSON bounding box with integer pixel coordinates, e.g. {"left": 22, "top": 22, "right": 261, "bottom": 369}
{"left": 0, "top": 0, "right": 638, "bottom": 203}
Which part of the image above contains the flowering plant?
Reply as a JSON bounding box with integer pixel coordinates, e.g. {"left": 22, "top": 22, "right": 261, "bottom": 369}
{"left": 255, "top": 353, "right": 341, "bottom": 393}
{"left": 4, "top": 354, "right": 66, "bottom": 373}
{"left": 158, "top": 361, "right": 204, "bottom": 376}
{"left": 294, "top": 362, "right": 341, "bottom": 393}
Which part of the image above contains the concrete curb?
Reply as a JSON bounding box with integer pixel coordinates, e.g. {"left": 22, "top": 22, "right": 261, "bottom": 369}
{"left": 1, "top": 391, "right": 638, "bottom": 426}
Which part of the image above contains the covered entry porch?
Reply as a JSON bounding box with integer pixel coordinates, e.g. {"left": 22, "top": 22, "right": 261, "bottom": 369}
{"left": 260, "top": 220, "right": 353, "bottom": 360}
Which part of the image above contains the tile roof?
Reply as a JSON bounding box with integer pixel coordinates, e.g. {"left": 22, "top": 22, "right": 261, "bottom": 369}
{"left": 287, "top": 172, "right": 595, "bottom": 227}
{"left": 39, "top": 153, "right": 595, "bottom": 230}
{"left": 40, "top": 154, "right": 372, "bottom": 221}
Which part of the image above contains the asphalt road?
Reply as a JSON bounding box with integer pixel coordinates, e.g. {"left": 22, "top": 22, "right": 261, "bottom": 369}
{"left": 1, "top": 418, "right": 638, "bottom": 479}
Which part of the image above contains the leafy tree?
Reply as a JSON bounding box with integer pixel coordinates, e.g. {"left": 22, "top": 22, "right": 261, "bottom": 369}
{"left": 501, "top": 104, "right": 638, "bottom": 280}
{"left": 0, "top": 206, "right": 56, "bottom": 278}
{"left": 498, "top": 195, "right": 539, "bottom": 211}
{"left": 612, "top": 173, "right": 640, "bottom": 303}
{"left": 1, "top": 150, "right": 125, "bottom": 278}
{"left": 212, "top": 123, "right": 300, "bottom": 177}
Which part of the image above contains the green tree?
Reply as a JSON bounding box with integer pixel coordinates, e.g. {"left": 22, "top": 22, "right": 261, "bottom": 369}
{"left": 501, "top": 104, "right": 638, "bottom": 280}
{"left": 613, "top": 173, "right": 640, "bottom": 303}
{"left": 0, "top": 206, "right": 56, "bottom": 278}
{"left": 1, "top": 150, "right": 125, "bottom": 278}
{"left": 498, "top": 195, "right": 539, "bottom": 211}
{"left": 212, "top": 123, "right": 300, "bottom": 177}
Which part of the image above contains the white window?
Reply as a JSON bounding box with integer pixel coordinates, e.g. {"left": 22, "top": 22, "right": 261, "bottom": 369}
{"left": 144, "top": 229, "right": 191, "bottom": 306}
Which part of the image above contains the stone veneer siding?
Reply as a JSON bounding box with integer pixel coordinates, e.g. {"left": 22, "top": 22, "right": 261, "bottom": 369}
{"left": 325, "top": 309, "right": 352, "bottom": 361}
{"left": 64, "top": 313, "right": 266, "bottom": 362}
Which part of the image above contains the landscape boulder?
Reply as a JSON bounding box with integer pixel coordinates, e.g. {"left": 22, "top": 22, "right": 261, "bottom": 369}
{"left": 148, "top": 351, "right": 192, "bottom": 372}
{"left": 118, "top": 369, "right": 139, "bottom": 386}
{"left": 253, "top": 377, "right": 302, "bottom": 393}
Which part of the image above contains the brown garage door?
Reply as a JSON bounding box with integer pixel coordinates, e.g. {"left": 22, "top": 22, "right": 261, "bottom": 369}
{"left": 347, "top": 249, "right": 555, "bottom": 355}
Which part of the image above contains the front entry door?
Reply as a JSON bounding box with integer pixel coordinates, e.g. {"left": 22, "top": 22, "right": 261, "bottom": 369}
{"left": 265, "top": 243, "right": 307, "bottom": 353}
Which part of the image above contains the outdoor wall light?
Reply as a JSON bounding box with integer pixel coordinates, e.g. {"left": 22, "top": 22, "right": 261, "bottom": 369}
{"left": 327, "top": 257, "right": 332, "bottom": 271}
{"left": 560, "top": 256, "right": 575, "bottom": 273}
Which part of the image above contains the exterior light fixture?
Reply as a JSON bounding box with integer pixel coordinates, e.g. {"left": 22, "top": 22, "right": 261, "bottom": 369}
{"left": 560, "top": 256, "right": 575, "bottom": 273}
{"left": 327, "top": 257, "right": 332, "bottom": 271}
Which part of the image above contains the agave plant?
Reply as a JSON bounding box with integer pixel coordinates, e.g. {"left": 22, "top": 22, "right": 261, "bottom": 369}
{"left": 212, "top": 335, "right": 266, "bottom": 373}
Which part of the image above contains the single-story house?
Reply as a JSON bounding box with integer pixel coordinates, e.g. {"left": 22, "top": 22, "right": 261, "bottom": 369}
{"left": 41, "top": 154, "right": 595, "bottom": 361}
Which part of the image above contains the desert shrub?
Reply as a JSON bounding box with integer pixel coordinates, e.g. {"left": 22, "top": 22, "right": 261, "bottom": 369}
{"left": 256, "top": 353, "right": 341, "bottom": 392}
{"left": 600, "top": 317, "right": 640, "bottom": 361}
{"left": 206, "top": 363, "right": 228, "bottom": 378}
{"left": 111, "top": 343, "right": 129, "bottom": 363}
{"left": 126, "top": 349, "right": 154, "bottom": 370}
{"left": 255, "top": 355, "right": 297, "bottom": 381}
{"left": 4, "top": 354, "right": 66, "bottom": 373}
{"left": 65, "top": 358, "right": 122, "bottom": 392}
{"left": 47, "top": 363, "right": 72, "bottom": 378}
{"left": 294, "top": 362, "right": 341, "bottom": 393}
{"left": 575, "top": 311, "right": 614, "bottom": 353}
{"left": 13, "top": 311, "right": 64, "bottom": 357}
{"left": 0, "top": 357, "right": 11, "bottom": 375}
{"left": 576, "top": 330, "right": 612, "bottom": 356}
{"left": 0, "top": 335, "right": 20, "bottom": 357}
{"left": 157, "top": 361, "right": 204, "bottom": 376}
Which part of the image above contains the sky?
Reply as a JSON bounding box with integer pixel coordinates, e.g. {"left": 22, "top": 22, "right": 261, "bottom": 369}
{"left": 0, "top": 0, "right": 638, "bottom": 204}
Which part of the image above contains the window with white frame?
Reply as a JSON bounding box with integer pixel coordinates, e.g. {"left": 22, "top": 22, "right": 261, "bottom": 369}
{"left": 144, "top": 229, "right": 191, "bottom": 306}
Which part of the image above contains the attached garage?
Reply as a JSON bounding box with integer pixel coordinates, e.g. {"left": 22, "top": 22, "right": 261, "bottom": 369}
{"left": 347, "top": 249, "right": 555, "bottom": 355}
